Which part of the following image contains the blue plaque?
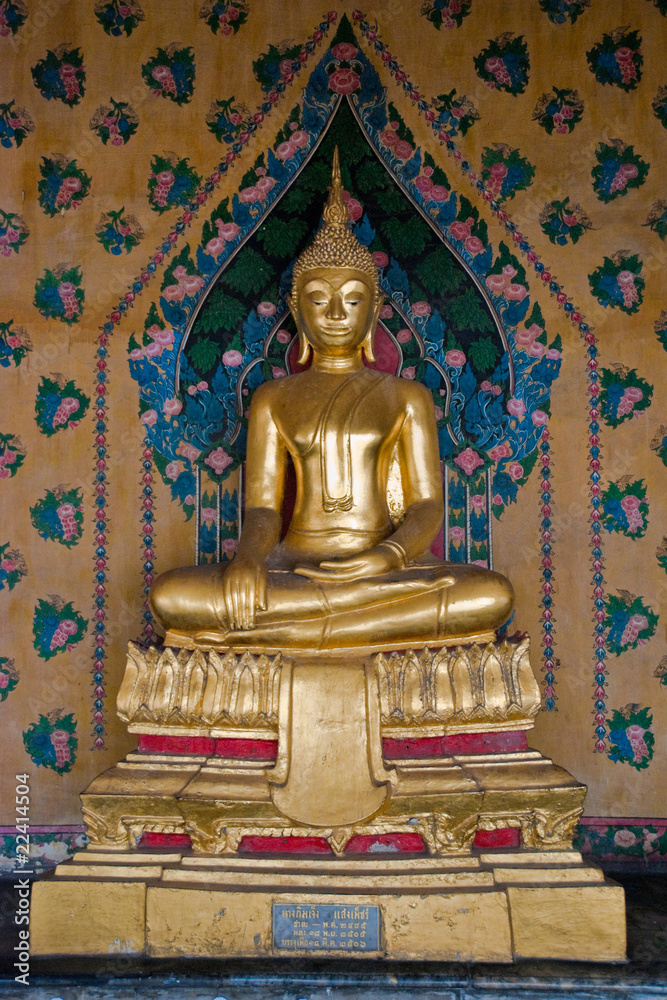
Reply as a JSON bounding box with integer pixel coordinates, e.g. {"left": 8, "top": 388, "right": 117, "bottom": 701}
{"left": 272, "top": 902, "right": 381, "bottom": 952}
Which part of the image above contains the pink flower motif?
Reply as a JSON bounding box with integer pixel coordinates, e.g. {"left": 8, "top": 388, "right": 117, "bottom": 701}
{"left": 332, "top": 42, "right": 358, "bottom": 62}
{"left": 163, "top": 284, "right": 185, "bottom": 302}
{"left": 445, "top": 349, "right": 466, "bottom": 368}
{"left": 449, "top": 525, "right": 465, "bottom": 541}
{"left": 394, "top": 139, "right": 414, "bottom": 160}
{"left": 187, "top": 385, "right": 197, "bottom": 395}
{"left": 450, "top": 221, "right": 472, "bottom": 241}
{"left": 552, "top": 112, "right": 563, "bottom": 124}
{"left": 505, "top": 283, "right": 527, "bottom": 301}
{"left": 411, "top": 301, "right": 431, "bottom": 317}
{"left": 508, "top": 462, "right": 524, "bottom": 480}
{"left": 515, "top": 327, "right": 538, "bottom": 347}
{"left": 205, "top": 447, "right": 233, "bottom": 476}
{"left": 206, "top": 236, "right": 226, "bottom": 256}
{"left": 563, "top": 214, "right": 578, "bottom": 226}
{"left": 222, "top": 537, "right": 238, "bottom": 553}
{"left": 415, "top": 175, "right": 433, "bottom": 193}
{"left": 179, "top": 442, "right": 201, "bottom": 461}
{"left": 144, "top": 341, "right": 162, "bottom": 358}
{"left": 489, "top": 161, "right": 508, "bottom": 178}
{"left": 0, "top": 672, "right": 8, "bottom": 687}
{"left": 471, "top": 494, "right": 486, "bottom": 509}
{"left": 173, "top": 266, "right": 188, "bottom": 280}
{"left": 397, "top": 328, "right": 412, "bottom": 343}
{"left": 272, "top": 366, "right": 286, "bottom": 379}
{"left": 502, "top": 264, "right": 517, "bottom": 278}
{"left": 486, "top": 273, "right": 508, "bottom": 294}
{"left": 328, "top": 67, "right": 361, "bottom": 94}
{"left": 531, "top": 410, "right": 548, "bottom": 426}
{"left": 626, "top": 724, "right": 646, "bottom": 740}
{"left": 373, "top": 252, "right": 389, "bottom": 269}
{"left": 240, "top": 186, "right": 259, "bottom": 202}
{"left": 140, "top": 409, "right": 158, "bottom": 426}
{"left": 480, "top": 380, "right": 492, "bottom": 392}
{"left": 507, "top": 397, "right": 526, "bottom": 417}
{"left": 345, "top": 197, "right": 362, "bottom": 222}
{"left": 434, "top": 406, "right": 444, "bottom": 421}
{"left": 555, "top": 123, "right": 568, "bottom": 134}
{"left": 255, "top": 176, "right": 275, "bottom": 196}
{"left": 222, "top": 349, "right": 243, "bottom": 367}
{"left": 491, "top": 385, "right": 502, "bottom": 396}
{"left": 163, "top": 397, "right": 183, "bottom": 416}
{"left": 401, "top": 367, "right": 416, "bottom": 379}
{"left": 620, "top": 494, "right": 641, "bottom": 512}
{"left": 493, "top": 494, "right": 503, "bottom": 505}
{"left": 6, "top": 335, "right": 20, "bottom": 348}
{"left": 1, "top": 558, "right": 15, "bottom": 572}
{"left": 454, "top": 447, "right": 485, "bottom": 477}
{"left": 464, "top": 236, "right": 484, "bottom": 254}
{"left": 165, "top": 461, "right": 183, "bottom": 480}
{"left": 196, "top": 380, "right": 208, "bottom": 391}
{"left": 291, "top": 130, "right": 309, "bottom": 148}
{"left": 201, "top": 507, "right": 217, "bottom": 523}
{"left": 257, "top": 301, "right": 277, "bottom": 317}
{"left": 546, "top": 348, "right": 561, "bottom": 360}
{"left": 276, "top": 329, "right": 291, "bottom": 344}
{"left": 625, "top": 386, "right": 643, "bottom": 402}
{"left": 428, "top": 184, "right": 449, "bottom": 202}
{"left": 381, "top": 129, "right": 398, "bottom": 148}
{"left": 129, "top": 347, "right": 144, "bottom": 360}
{"left": 182, "top": 275, "right": 205, "bottom": 296}
{"left": 561, "top": 105, "right": 573, "bottom": 120}
{"left": 217, "top": 221, "right": 240, "bottom": 241}
{"left": 379, "top": 303, "right": 393, "bottom": 319}
{"left": 527, "top": 341, "right": 546, "bottom": 358}
{"left": 614, "top": 829, "right": 638, "bottom": 848}
{"left": 422, "top": 166, "right": 433, "bottom": 178}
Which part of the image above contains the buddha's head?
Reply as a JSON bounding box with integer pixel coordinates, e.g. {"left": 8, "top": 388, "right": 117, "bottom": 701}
{"left": 288, "top": 148, "right": 383, "bottom": 364}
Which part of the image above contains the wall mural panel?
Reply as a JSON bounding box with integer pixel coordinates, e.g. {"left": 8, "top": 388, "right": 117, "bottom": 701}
{"left": 0, "top": 0, "right": 665, "bottom": 871}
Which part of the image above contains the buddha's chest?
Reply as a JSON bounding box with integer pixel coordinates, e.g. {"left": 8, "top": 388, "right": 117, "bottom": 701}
{"left": 276, "top": 388, "right": 402, "bottom": 462}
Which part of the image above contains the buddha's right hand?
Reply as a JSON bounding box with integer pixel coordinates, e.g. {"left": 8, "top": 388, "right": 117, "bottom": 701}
{"left": 222, "top": 557, "right": 268, "bottom": 631}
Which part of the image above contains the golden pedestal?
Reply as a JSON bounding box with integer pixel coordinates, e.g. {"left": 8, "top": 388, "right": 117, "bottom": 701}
{"left": 30, "top": 637, "right": 627, "bottom": 962}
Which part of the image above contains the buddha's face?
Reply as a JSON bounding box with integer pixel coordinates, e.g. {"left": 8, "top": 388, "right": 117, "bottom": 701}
{"left": 290, "top": 267, "right": 382, "bottom": 359}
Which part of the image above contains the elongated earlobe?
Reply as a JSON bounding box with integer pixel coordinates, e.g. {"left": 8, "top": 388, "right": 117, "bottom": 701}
{"left": 296, "top": 329, "right": 312, "bottom": 365}
{"left": 361, "top": 329, "right": 375, "bottom": 364}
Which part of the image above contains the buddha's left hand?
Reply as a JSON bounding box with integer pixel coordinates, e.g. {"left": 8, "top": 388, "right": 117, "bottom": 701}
{"left": 294, "top": 545, "right": 401, "bottom": 583}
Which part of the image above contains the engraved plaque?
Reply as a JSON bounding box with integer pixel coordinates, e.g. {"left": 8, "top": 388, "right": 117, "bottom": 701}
{"left": 272, "top": 902, "right": 381, "bottom": 952}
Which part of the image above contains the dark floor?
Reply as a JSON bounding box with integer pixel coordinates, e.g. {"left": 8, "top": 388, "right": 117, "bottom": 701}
{"left": 0, "top": 872, "right": 666, "bottom": 999}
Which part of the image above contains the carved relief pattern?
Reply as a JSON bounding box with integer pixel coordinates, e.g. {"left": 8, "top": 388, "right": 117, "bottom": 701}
{"left": 375, "top": 637, "right": 540, "bottom": 732}
{"left": 116, "top": 642, "right": 282, "bottom": 730}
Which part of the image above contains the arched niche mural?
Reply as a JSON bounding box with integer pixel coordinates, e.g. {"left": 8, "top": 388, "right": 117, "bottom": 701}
{"left": 128, "top": 16, "right": 561, "bottom": 568}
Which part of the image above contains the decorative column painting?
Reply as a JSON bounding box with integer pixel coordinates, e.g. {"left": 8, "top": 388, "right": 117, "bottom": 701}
{"left": 0, "top": 0, "right": 666, "bottom": 871}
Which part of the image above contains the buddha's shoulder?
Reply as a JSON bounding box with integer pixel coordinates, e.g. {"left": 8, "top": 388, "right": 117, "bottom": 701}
{"left": 379, "top": 372, "right": 434, "bottom": 409}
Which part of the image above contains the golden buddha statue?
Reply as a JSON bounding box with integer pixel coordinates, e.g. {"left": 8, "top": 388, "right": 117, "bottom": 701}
{"left": 150, "top": 149, "right": 513, "bottom": 651}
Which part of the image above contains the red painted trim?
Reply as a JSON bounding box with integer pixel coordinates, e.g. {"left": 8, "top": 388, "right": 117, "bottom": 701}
{"left": 137, "top": 734, "right": 216, "bottom": 754}
{"left": 345, "top": 833, "right": 426, "bottom": 854}
{"left": 383, "top": 730, "right": 528, "bottom": 758}
{"left": 239, "top": 836, "right": 333, "bottom": 855}
{"left": 139, "top": 832, "right": 193, "bottom": 848}
{"left": 214, "top": 738, "right": 278, "bottom": 759}
{"left": 473, "top": 827, "right": 521, "bottom": 849}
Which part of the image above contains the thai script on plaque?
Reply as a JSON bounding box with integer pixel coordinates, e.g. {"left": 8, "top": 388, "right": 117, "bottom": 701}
{"left": 272, "top": 902, "right": 381, "bottom": 952}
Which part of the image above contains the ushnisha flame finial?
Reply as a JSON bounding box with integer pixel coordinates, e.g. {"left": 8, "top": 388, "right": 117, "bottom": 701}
{"left": 291, "top": 146, "right": 379, "bottom": 294}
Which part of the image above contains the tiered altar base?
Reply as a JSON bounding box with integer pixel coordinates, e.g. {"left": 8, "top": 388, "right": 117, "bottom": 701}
{"left": 30, "top": 638, "right": 626, "bottom": 961}
{"left": 32, "top": 847, "right": 625, "bottom": 962}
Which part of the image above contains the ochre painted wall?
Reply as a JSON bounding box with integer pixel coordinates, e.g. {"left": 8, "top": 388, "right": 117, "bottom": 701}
{"left": 0, "top": 0, "right": 666, "bottom": 867}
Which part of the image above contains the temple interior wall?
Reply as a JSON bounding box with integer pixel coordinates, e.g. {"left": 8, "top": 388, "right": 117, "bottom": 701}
{"left": 1, "top": 0, "right": 665, "bottom": 868}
